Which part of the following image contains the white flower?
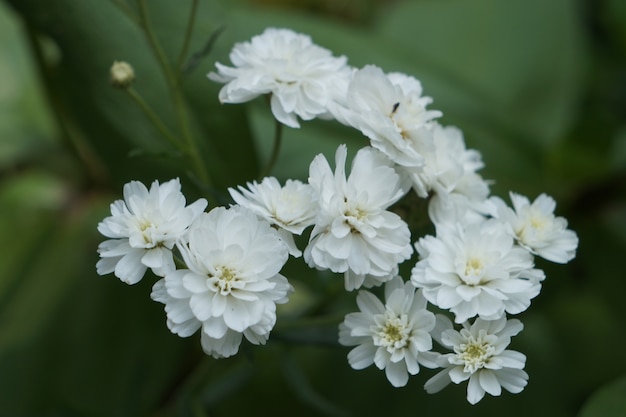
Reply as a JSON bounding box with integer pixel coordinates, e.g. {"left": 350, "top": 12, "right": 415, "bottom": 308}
{"left": 427, "top": 193, "right": 492, "bottom": 229}
{"left": 228, "top": 177, "right": 318, "bottom": 257}
{"left": 411, "top": 220, "right": 540, "bottom": 323}
{"left": 304, "top": 145, "right": 413, "bottom": 290}
{"left": 344, "top": 268, "right": 398, "bottom": 292}
{"left": 425, "top": 315, "right": 528, "bottom": 405}
{"left": 330, "top": 65, "right": 441, "bottom": 168}
{"left": 208, "top": 27, "right": 352, "bottom": 128}
{"left": 96, "top": 178, "right": 207, "bottom": 284}
{"left": 400, "top": 122, "right": 489, "bottom": 199}
{"left": 150, "top": 205, "right": 292, "bottom": 359}
{"left": 339, "top": 276, "right": 437, "bottom": 387}
{"left": 490, "top": 192, "right": 579, "bottom": 264}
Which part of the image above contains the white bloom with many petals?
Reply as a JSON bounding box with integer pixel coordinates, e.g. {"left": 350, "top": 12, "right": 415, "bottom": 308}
{"left": 427, "top": 193, "right": 492, "bottom": 230}
{"left": 400, "top": 122, "right": 489, "bottom": 199}
{"left": 208, "top": 27, "right": 352, "bottom": 128}
{"left": 339, "top": 276, "right": 437, "bottom": 387}
{"left": 229, "top": 176, "right": 318, "bottom": 257}
{"left": 490, "top": 192, "right": 579, "bottom": 264}
{"left": 425, "top": 315, "right": 528, "bottom": 404}
{"left": 330, "top": 65, "right": 441, "bottom": 169}
{"left": 150, "top": 205, "right": 292, "bottom": 358}
{"left": 411, "top": 220, "right": 540, "bottom": 323}
{"left": 96, "top": 178, "right": 207, "bottom": 284}
{"left": 304, "top": 145, "right": 413, "bottom": 290}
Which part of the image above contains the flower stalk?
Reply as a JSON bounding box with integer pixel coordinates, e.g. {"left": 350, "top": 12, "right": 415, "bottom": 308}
{"left": 259, "top": 116, "right": 284, "bottom": 179}
{"left": 135, "top": 0, "right": 211, "bottom": 187}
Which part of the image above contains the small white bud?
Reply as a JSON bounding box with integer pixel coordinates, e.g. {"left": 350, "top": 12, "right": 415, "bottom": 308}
{"left": 110, "top": 61, "right": 135, "bottom": 88}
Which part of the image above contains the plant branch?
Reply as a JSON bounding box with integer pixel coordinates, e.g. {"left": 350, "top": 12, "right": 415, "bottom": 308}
{"left": 135, "top": 0, "right": 211, "bottom": 186}
{"left": 126, "top": 87, "right": 181, "bottom": 149}
{"left": 259, "top": 116, "right": 283, "bottom": 179}
{"left": 176, "top": 0, "right": 199, "bottom": 74}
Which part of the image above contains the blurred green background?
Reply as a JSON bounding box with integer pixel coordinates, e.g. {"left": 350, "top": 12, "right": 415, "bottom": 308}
{"left": 1, "top": 0, "right": 625, "bottom": 416}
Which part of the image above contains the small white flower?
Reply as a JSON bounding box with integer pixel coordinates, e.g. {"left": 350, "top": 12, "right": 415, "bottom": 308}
{"left": 427, "top": 193, "right": 493, "bottom": 229}
{"left": 344, "top": 268, "right": 398, "bottom": 292}
{"left": 96, "top": 178, "right": 207, "bottom": 284}
{"left": 330, "top": 65, "right": 441, "bottom": 169}
{"left": 208, "top": 27, "right": 352, "bottom": 128}
{"left": 490, "top": 192, "right": 579, "bottom": 263}
{"left": 400, "top": 122, "right": 489, "bottom": 199}
{"left": 425, "top": 315, "right": 528, "bottom": 405}
{"left": 228, "top": 177, "right": 318, "bottom": 257}
{"left": 411, "top": 220, "right": 540, "bottom": 323}
{"left": 304, "top": 145, "right": 413, "bottom": 290}
{"left": 150, "top": 205, "right": 292, "bottom": 359}
{"left": 339, "top": 276, "right": 438, "bottom": 387}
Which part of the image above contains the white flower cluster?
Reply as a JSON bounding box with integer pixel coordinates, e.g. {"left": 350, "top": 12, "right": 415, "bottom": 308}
{"left": 97, "top": 27, "right": 579, "bottom": 404}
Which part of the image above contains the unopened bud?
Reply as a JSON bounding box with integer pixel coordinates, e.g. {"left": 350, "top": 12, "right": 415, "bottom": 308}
{"left": 110, "top": 61, "right": 135, "bottom": 88}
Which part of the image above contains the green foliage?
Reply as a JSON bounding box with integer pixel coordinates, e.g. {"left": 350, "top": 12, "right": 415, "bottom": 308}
{"left": 0, "top": 0, "right": 624, "bottom": 416}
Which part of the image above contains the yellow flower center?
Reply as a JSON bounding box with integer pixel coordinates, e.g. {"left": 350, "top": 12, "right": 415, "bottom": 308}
{"left": 211, "top": 266, "right": 240, "bottom": 295}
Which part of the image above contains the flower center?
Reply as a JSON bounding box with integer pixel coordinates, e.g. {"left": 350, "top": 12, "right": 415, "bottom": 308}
{"left": 343, "top": 204, "right": 368, "bottom": 233}
{"left": 457, "top": 336, "right": 495, "bottom": 373}
{"left": 462, "top": 257, "right": 484, "bottom": 285}
{"left": 210, "top": 266, "right": 241, "bottom": 295}
{"left": 517, "top": 212, "right": 550, "bottom": 242}
{"left": 373, "top": 314, "right": 410, "bottom": 351}
{"left": 139, "top": 221, "right": 158, "bottom": 247}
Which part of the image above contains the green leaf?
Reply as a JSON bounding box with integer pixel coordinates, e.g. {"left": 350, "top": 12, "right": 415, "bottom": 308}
{"left": 0, "top": 2, "right": 56, "bottom": 170}
{"left": 578, "top": 375, "right": 626, "bottom": 417}
{"left": 4, "top": 0, "right": 259, "bottom": 193}
{"left": 207, "top": 0, "right": 587, "bottom": 195}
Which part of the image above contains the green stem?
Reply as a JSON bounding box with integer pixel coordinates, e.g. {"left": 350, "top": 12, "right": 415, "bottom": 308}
{"left": 176, "top": 0, "right": 199, "bottom": 74}
{"left": 136, "top": 0, "right": 211, "bottom": 186}
{"left": 126, "top": 87, "right": 181, "bottom": 148}
{"left": 259, "top": 117, "right": 283, "bottom": 179}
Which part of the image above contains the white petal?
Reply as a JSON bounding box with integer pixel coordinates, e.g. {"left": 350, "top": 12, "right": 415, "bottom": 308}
{"left": 424, "top": 368, "right": 453, "bottom": 394}
{"left": 114, "top": 248, "right": 148, "bottom": 284}
{"left": 466, "top": 374, "right": 486, "bottom": 404}
{"left": 478, "top": 369, "right": 502, "bottom": 396}
{"left": 347, "top": 343, "right": 376, "bottom": 370}
{"left": 385, "top": 360, "right": 409, "bottom": 387}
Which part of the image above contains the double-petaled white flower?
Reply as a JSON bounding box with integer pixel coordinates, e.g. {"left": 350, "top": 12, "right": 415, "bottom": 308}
{"left": 411, "top": 220, "right": 541, "bottom": 323}
{"left": 96, "top": 178, "right": 207, "bottom": 284}
{"left": 208, "top": 27, "right": 352, "bottom": 128}
{"left": 425, "top": 315, "right": 528, "bottom": 404}
{"left": 151, "top": 205, "right": 292, "bottom": 358}
{"left": 228, "top": 176, "right": 318, "bottom": 257}
{"left": 304, "top": 145, "right": 413, "bottom": 290}
{"left": 400, "top": 122, "right": 490, "bottom": 200}
{"left": 330, "top": 65, "right": 441, "bottom": 169}
{"left": 339, "top": 276, "right": 437, "bottom": 387}
{"left": 490, "top": 192, "right": 579, "bottom": 264}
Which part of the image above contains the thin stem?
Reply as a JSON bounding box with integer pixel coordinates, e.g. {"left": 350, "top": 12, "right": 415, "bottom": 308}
{"left": 176, "top": 0, "right": 199, "bottom": 74}
{"left": 126, "top": 87, "right": 181, "bottom": 148}
{"left": 135, "top": 0, "right": 211, "bottom": 186}
{"left": 259, "top": 118, "right": 283, "bottom": 179}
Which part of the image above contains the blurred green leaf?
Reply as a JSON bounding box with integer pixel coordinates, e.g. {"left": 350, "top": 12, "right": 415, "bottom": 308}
{"left": 4, "top": 0, "right": 259, "bottom": 193}
{"left": 578, "top": 375, "right": 626, "bottom": 417}
{"left": 377, "top": 0, "right": 587, "bottom": 147}
{"left": 0, "top": 174, "right": 199, "bottom": 416}
{"left": 204, "top": 0, "right": 588, "bottom": 194}
{"left": 0, "top": 2, "right": 56, "bottom": 170}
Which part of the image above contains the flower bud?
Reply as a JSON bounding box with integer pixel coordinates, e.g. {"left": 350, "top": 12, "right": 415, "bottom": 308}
{"left": 110, "top": 61, "right": 135, "bottom": 88}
